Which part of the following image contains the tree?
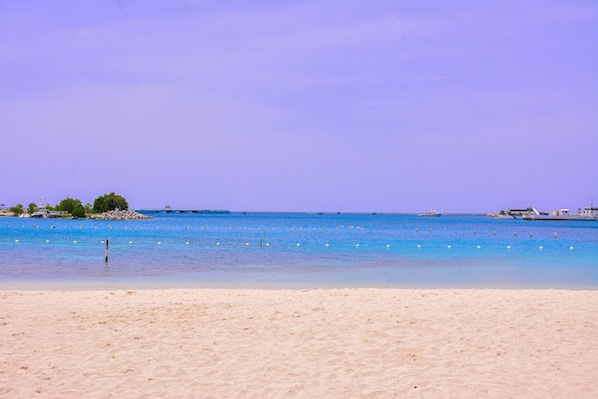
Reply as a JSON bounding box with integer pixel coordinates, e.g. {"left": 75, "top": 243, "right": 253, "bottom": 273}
{"left": 93, "top": 192, "right": 129, "bottom": 213}
{"left": 84, "top": 203, "right": 93, "bottom": 214}
{"left": 56, "top": 197, "right": 83, "bottom": 214}
{"left": 27, "top": 202, "right": 37, "bottom": 215}
{"left": 9, "top": 204, "right": 24, "bottom": 216}
{"left": 71, "top": 205, "right": 86, "bottom": 219}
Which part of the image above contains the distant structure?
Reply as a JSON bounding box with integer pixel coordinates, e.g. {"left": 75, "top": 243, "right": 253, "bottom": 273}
{"left": 137, "top": 206, "right": 230, "bottom": 215}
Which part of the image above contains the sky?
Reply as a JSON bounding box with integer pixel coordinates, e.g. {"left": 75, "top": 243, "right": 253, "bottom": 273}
{"left": 1, "top": 0, "right": 597, "bottom": 213}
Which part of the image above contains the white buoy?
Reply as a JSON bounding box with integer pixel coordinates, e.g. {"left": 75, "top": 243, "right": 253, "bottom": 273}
{"left": 101, "top": 240, "right": 105, "bottom": 244}
{"left": 46, "top": 240, "right": 50, "bottom": 243}
{"left": 570, "top": 246, "right": 574, "bottom": 250}
{"left": 325, "top": 243, "right": 330, "bottom": 247}
{"left": 245, "top": 242, "right": 250, "bottom": 246}
{"left": 296, "top": 243, "right": 300, "bottom": 247}
{"left": 265, "top": 243, "right": 270, "bottom": 247}
{"left": 129, "top": 241, "right": 133, "bottom": 244}
{"left": 216, "top": 242, "right": 220, "bottom": 246}
{"left": 157, "top": 241, "right": 161, "bottom": 245}
{"left": 14, "top": 239, "right": 19, "bottom": 243}
{"left": 477, "top": 245, "right": 481, "bottom": 249}
{"left": 417, "top": 244, "right": 421, "bottom": 249}
{"left": 73, "top": 240, "right": 77, "bottom": 244}
{"left": 186, "top": 241, "right": 189, "bottom": 245}
{"left": 356, "top": 244, "right": 360, "bottom": 248}
{"left": 386, "top": 244, "right": 390, "bottom": 248}
{"left": 447, "top": 245, "right": 451, "bottom": 249}
{"left": 507, "top": 245, "right": 511, "bottom": 250}
{"left": 539, "top": 246, "right": 543, "bottom": 250}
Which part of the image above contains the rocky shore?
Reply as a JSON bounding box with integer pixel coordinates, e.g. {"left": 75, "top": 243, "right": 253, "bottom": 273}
{"left": 89, "top": 209, "right": 152, "bottom": 220}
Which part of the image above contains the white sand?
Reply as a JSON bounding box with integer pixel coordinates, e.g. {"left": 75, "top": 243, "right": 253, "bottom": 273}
{"left": 1, "top": 289, "right": 597, "bottom": 398}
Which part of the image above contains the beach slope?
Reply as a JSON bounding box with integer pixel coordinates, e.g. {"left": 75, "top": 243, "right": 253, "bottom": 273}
{"left": 2, "top": 289, "right": 597, "bottom": 398}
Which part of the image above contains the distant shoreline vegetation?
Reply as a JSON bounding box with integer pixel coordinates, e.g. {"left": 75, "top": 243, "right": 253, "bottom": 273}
{"left": 0, "top": 192, "right": 132, "bottom": 219}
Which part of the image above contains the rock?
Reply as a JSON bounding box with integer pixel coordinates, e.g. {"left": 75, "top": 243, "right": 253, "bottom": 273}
{"left": 89, "top": 209, "right": 152, "bottom": 220}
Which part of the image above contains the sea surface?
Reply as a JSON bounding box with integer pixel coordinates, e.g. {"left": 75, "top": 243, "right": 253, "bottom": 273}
{"left": 1, "top": 213, "right": 597, "bottom": 289}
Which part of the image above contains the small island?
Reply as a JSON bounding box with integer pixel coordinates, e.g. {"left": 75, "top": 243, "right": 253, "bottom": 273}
{"left": 0, "top": 192, "right": 152, "bottom": 220}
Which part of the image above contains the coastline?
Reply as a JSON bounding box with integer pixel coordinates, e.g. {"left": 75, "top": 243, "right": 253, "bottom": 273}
{"left": 2, "top": 287, "right": 597, "bottom": 398}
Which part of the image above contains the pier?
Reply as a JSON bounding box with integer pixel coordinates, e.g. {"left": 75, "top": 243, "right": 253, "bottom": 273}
{"left": 136, "top": 207, "right": 230, "bottom": 215}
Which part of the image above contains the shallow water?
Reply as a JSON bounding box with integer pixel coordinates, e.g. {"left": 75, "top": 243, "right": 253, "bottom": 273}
{"left": 1, "top": 213, "right": 597, "bottom": 289}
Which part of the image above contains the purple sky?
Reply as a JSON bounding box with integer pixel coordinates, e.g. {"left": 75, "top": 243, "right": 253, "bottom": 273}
{"left": 1, "top": 0, "right": 597, "bottom": 213}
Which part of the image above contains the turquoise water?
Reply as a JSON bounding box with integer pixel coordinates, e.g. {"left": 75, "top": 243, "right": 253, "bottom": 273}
{"left": 0, "top": 213, "right": 597, "bottom": 288}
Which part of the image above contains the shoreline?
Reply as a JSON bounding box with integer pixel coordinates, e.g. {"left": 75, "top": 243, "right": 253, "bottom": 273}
{"left": 4, "top": 277, "right": 598, "bottom": 291}
{"left": 2, "top": 288, "right": 597, "bottom": 398}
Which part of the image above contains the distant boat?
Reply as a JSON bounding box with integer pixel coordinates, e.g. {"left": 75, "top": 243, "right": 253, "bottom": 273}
{"left": 30, "top": 208, "right": 63, "bottom": 219}
{"left": 419, "top": 210, "right": 441, "bottom": 217}
{"left": 522, "top": 206, "right": 597, "bottom": 221}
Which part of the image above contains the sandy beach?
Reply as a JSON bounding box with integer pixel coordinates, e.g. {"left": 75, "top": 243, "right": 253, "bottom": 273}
{"left": 1, "top": 288, "right": 597, "bottom": 398}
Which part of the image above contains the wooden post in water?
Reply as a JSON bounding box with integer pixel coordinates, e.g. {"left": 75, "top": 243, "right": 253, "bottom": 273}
{"left": 105, "top": 239, "right": 109, "bottom": 263}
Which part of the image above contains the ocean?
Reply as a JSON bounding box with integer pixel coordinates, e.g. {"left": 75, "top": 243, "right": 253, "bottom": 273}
{"left": 1, "top": 213, "right": 597, "bottom": 289}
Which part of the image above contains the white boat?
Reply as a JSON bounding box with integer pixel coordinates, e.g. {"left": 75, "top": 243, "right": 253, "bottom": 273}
{"left": 522, "top": 206, "right": 597, "bottom": 221}
{"left": 30, "top": 208, "right": 50, "bottom": 218}
{"left": 30, "top": 208, "right": 64, "bottom": 219}
{"left": 419, "top": 210, "right": 441, "bottom": 217}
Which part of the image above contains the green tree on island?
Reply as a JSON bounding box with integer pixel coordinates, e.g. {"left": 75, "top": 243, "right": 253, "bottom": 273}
{"left": 93, "top": 192, "right": 128, "bottom": 213}
{"left": 9, "top": 204, "right": 24, "bottom": 216}
{"left": 56, "top": 197, "right": 83, "bottom": 214}
{"left": 71, "top": 205, "right": 86, "bottom": 218}
{"left": 27, "top": 202, "right": 37, "bottom": 215}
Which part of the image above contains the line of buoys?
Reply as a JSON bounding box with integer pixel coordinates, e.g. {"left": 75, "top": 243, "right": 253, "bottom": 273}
{"left": 4, "top": 239, "right": 582, "bottom": 253}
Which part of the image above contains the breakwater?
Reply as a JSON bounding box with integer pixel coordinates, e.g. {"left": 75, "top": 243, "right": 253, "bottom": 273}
{"left": 88, "top": 209, "right": 152, "bottom": 220}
